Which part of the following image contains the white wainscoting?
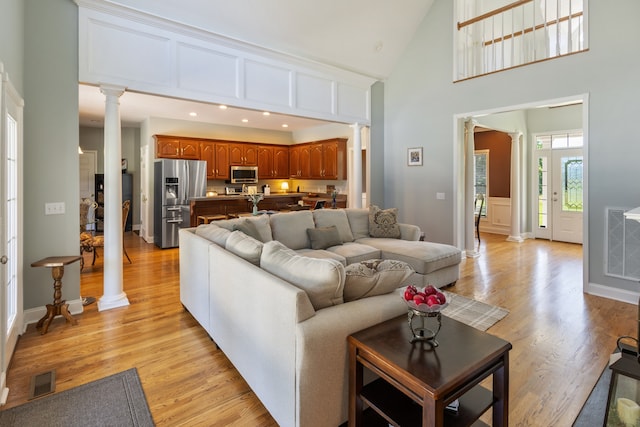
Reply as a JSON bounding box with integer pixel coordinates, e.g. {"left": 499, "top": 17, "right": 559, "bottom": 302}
{"left": 478, "top": 197, "right": 511, "bottom": 236}
{"left": 77, "top": 0, "right": 374, "bottom": 125}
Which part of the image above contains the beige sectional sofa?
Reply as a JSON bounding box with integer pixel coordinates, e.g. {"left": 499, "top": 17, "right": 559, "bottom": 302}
{"left": 179, "top": 208, "right": 461, "bottom": 427}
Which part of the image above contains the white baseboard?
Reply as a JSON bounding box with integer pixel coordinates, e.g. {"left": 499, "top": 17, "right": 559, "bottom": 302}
{"left": 586, "top": 282, "right": 640, "bottom": 304}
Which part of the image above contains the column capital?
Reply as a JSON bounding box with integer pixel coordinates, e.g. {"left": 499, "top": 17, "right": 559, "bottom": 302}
{"left": 509, "top": 131, "right": 522, "bottom": 142}
{"left": 100, "top": 84, "right": 126, "bottom": 98}
{"left": 464, "top": 119, "right": 478, "bottom": 132}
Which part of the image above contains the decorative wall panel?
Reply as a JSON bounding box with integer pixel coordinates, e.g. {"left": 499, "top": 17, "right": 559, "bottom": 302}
{"left": 87, "top": 20, "right": 172, "bottom": 86}
{"left": 177, "top": 44, "right": 239, "bottom": 98}
{"left": 244, "top": 60, "right": 291, "bottom": 107}
{"left": 77, "top": 0, "right": 374, "bottom": 124}
{"left": 296, "top": 73, "right": 334, "bottom": 115}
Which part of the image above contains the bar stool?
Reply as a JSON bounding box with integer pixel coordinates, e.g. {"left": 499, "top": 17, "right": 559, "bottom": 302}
{"left": 197, "top": 214, "right": 228, "bottom": 225}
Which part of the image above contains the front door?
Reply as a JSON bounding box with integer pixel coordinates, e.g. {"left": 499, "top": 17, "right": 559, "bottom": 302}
{"left": 551, "top": 149, "right": 583, "bottom": 243}
{"left": 0, "top": 68, "right": 23, "bottom": 404}
{"left": 534, "top": 132, "right": 584, "bottom": 244}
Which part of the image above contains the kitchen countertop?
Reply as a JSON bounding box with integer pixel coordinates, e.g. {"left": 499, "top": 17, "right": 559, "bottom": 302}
{"left": 191, "top": 193, "right": 306, "bottom": 201}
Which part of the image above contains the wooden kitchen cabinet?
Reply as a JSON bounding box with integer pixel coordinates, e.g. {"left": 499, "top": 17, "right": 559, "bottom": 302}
{"left": 229, "top": 143, "right": 258, "bottom": 165}
{"left": 258, "top": 145, "right": 289, "bottom": 178}
{"left": 155, "top": 135, "right": 200, "bottom": 159}
{"left": 200, "top": 140, "right": 230, "bottom": 180}
{"left": 298, "top": 138, "right": 346, "bottom": 180}
{"left": 289, "top": 144, "right": 311, "bottom": 178}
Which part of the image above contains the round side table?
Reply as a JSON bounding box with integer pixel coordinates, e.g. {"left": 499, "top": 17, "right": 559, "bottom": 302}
{"left": 31, "top": 255, "right": 82, "bottom": 335}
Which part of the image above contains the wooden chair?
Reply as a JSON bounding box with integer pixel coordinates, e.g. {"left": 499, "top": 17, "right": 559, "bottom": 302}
{"left": 474, "top": 194, "right": 485, "bottom": 244}
{"left": 80, "top": 198, "right": 99, "bottom": 270}
{"left": 84, "top": 200, "right": 132, "bottom": 267}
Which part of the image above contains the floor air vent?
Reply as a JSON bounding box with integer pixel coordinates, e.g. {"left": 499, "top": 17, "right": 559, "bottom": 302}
{"left": 28, "top": 370, "right": 56, "bottom": 400}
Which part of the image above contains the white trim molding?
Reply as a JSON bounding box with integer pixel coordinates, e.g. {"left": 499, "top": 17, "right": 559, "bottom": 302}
{"left": 76, "top": 0, "right": 375, "bottom": 125}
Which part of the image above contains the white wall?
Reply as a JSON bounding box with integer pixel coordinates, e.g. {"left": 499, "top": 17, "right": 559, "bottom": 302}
{"left": 23, "top": 0, "right": 80, "bottom": 310}
{"left": 0, "top": 0, "right": 23, "bottom": 93}
{"left": 384, "top": 0, "right": 640, "bottom": 295}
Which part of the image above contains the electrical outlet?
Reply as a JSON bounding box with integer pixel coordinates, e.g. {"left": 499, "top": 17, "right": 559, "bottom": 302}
{"left": 45, "top": 202, "right": 65, "bottom": 215}
{"left": 436, "top": 192, "right": 445, "bottom": 200}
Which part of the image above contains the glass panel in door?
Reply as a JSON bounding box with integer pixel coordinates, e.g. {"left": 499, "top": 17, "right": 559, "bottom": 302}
{"left": 552, "top": 149, "right": 583, "bottom": 244}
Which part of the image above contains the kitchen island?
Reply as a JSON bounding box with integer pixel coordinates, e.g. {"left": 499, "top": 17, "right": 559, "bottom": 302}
{"left": 189, "top": 193, "right": 305, "bottom": 226}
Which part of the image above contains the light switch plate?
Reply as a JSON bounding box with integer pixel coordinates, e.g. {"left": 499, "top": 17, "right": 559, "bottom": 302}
{"left": 436, "top": 192, "right": 445, "bottom": 200}
{"left": 45, "top": 202, "right": 65, "bottom": 215}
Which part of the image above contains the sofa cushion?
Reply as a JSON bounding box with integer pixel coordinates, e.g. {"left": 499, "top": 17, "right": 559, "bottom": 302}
{"left": 209, "top": 214, "right": 273, "bottom": 242}
{"left": 261, "top": 241, "right": 345, "bottom": 310}
{"left": 225, "top": 230, "right": 263, "bottom": 266}
{"left": 307, "top": 226, "right": 343, "bottom": 250}
{"left": 326, "top": 242, "right": 381, "bottom": 265}
{"left": 357, "top": 238, "right": 461, "bottom": 274}
{"left": 345, "top": 208, "right": 369, "bottom": 240}
{"left": 195, "top": 224, "right": 232, "bottom": 247}
{"left": 312, "top": 209, "right": 354, "bottom": 242}
{"left": 295, "top": 249, "right": 347, "bottom": 266}
{"left": 344, "top": 259, "right": 414, "bottom": 302}
{"left": 232, "top": 219, "right": 269, "bottom": 242}
{"left": 270, "top": 210, "right": 315, "bottom": 250}
{"left": 369, "top": 205, "right": 400, "bottom": 238}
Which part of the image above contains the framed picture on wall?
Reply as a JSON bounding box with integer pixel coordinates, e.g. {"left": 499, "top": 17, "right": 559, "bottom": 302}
{"left": 408, "top": 147, "right": 423, "bottom": 166}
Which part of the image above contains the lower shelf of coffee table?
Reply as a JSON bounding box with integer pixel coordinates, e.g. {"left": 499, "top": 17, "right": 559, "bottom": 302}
{"left": 360, "top": 378, "right": 493, "bottom": 427}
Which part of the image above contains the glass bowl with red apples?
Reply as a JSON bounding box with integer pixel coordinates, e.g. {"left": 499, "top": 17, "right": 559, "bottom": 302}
{"left": 402, "top": 284, "right": 448, "bottom": 313}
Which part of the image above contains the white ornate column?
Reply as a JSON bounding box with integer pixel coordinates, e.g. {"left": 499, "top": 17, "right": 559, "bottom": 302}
{"left": 98, "top": 85, "right": 130, "bottom": 311}
{"left": 464, "top": 120, "right": 479, "bottom": 257}
{"left": 507, "top": 132, "right": 524, "bottom": 243}
{"left": 350, "top": 123, "right": 363, "bottom": 208}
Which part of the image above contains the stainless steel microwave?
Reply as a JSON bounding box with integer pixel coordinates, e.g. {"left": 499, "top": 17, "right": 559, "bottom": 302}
{"left": 230, "top": 165, "right": 258, "bottom": 184}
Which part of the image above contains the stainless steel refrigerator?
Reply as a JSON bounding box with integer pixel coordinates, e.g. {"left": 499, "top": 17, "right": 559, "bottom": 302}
{"left": 154, "top": 159, "right": 207, "bottom": 248}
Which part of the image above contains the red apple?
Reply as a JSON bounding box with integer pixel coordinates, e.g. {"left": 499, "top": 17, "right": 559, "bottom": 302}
{"left": 413, "top": 294, "right": 426, "bottom": 305}
{"left": 424, "top": 285, "right": 437, "bottom": 296}
{"left": 426, "top": 295, "right": 440, "bottom": 307}
{"left": 404, "top": 289, "right": 415, "bottom": 301}
{"left": 436, "top": 292, "right": 446, "bottom": 305}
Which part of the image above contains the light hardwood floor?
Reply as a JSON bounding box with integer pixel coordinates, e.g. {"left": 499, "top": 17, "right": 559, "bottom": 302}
{"left": 3, "top": 232, "right": 637, "bottom": 426}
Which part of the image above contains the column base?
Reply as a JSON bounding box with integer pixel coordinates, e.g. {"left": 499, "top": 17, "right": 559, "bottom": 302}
{"left": 506, "top": 235, "right": 525, "bottom": 243}
{"left": 98, "top": 292, "right": 130, "bottom": 311}
{"left": 465, "top": 249, "right": 481, "bottom": 258}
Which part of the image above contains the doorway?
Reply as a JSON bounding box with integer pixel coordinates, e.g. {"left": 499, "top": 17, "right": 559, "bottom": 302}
{"left": 79, "top": 150, "right": 97, "bottom": 230}
{"left": 454, "top": 94, "right": 588, "bottom": 288}
{"left": 534, "top": 134, "right": 583, "bottom": 244}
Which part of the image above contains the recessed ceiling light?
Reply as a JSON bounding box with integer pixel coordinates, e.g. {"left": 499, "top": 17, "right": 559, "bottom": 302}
{"left": 263, "top": 111, "right": 270, "bottom": 116}
{"left": 242, "top": 119, "right": 249, "bottom": 123}
{"left": 219, "top": 105, "right": 227, "bottom": 110}
{"left": 281, "top": 124, "right": 289, "bottom": 128}
{"left": 189, "top": 112, "right": 197, "bottom": 117}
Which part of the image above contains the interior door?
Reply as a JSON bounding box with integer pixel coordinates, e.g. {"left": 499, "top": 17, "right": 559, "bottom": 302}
{"left": 79, "top": 150, "right": 97, "bottom": 230}
{"left": 551, "top": 148, "right": 583, "bottom": 243}
{"left": 0, "top": 68, "right": 23, "bottom": 404}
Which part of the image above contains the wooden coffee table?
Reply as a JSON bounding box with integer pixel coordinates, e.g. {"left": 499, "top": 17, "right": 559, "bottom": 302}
{"left": 348, "top": 314, "right": 512, "bottom": 427}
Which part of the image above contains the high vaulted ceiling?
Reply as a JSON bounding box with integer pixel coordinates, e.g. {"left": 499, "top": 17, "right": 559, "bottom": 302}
{"left": 80, "top": 0, "right": 435, "bottom": 129}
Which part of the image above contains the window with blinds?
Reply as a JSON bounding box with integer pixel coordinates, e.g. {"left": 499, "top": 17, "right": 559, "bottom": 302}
{"left": 455, "top": 0, "right": 588, "bottom": 81}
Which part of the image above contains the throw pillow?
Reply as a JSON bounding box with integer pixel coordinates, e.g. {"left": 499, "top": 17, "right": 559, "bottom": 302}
{"left": 245, "top": 214, "right": 273, "bottom": 242}
{"left": 261, "top": 241, "right": 345, "bottom": 310}
{"left": 343, "top": 259, "right": 414, "bottom": 302}
{"left": 307, "top": 226, "right": 343, "bottom": 250}
{"left": 312, "top": 209, "right": 354, "bottom": 242}
{"left": 233, "top": 219, "right": 263, "bottom": 242}
{"left": 269, "top": 210, "right": 315, "bottom": 250}
{"left": 195, "top": 224, "right": 232, "bottom": 247}
{"left": 369, "top": 205, "right": 401, "bottom": 238}
{"left": 225, "top": 230, "right": 263, "bottom": 266}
